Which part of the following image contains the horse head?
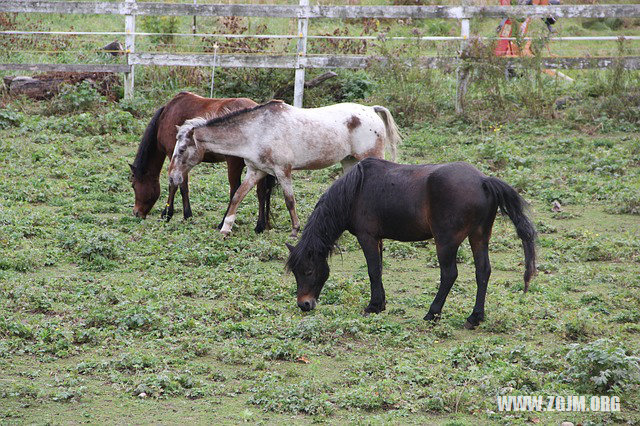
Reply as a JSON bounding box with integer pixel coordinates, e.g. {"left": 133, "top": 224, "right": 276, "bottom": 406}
{"left": 169, "top": 118, "right": 207, "bottom": 188}
{"left": 130, "top": 163, "right": 160, "bottom": 219}
{"left": 286, "top": 242, "right": 330, "bottom": 312}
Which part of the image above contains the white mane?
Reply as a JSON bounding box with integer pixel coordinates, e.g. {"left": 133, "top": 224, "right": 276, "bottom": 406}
{"left": 176, "top": 117, "right": 207, "bottom": 143}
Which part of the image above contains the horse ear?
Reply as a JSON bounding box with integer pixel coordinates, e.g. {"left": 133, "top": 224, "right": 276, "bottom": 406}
{"left": 285, "top": 243, "right": 294, "bottom": 253}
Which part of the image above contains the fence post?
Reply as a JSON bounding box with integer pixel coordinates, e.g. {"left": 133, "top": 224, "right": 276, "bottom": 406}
{"left": 124, "top": 0, "right": 136, "bottom": 99}
{"left": 455, "top": 5, "right": 471, "bottom": 114}
{"left": 293, "top": 0, "right": 309, "bottom": 108}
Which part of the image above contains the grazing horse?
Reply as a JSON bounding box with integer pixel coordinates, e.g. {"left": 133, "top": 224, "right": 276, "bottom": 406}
{"left": 129, "top": 91, "right": 275, "bottom": 233}
{"left": 169, "top": 100, "right": 401, "bottom": 237}
{"left": 286, "top": 158, "right": 537, "bottom": 329}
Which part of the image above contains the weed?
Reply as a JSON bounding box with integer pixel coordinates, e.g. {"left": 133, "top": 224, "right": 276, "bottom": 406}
{"left": 564, "top": 339, "right": 640, "bottom": 393}
{"left": 48, "top": 81, "right": 105, "bottom": 114}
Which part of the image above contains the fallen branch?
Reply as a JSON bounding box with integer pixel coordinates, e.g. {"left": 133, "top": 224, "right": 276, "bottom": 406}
{"left": 274, "top": 71, "right": 337, "bottom": 99}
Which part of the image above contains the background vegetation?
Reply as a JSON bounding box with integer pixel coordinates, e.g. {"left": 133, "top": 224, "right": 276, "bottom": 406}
{"left": 1, "top": 3, "right": 640, "bottom": 424}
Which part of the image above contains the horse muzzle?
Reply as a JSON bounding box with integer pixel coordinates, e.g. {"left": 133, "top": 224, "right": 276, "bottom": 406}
{"left": 133, "top": 207, "right": 147, "bottom": 219}
{"left": 168, "top": 173, "right": 183, "bottom": 187}
{"left": 297, "top": 296, "right": 317, "bottom": 312}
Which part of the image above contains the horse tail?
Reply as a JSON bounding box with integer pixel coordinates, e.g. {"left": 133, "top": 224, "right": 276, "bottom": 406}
{"left": 483, "top": 177, "right": 537, "bottom": 293}
{"left": 132, "top": 105, "right": 165, "bottom": 176}
{"left": 372, "top": 106, "right": 401, "bottom": 162}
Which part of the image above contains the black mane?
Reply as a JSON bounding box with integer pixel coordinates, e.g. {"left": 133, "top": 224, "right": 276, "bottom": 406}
{"left": 131, "top": 105, "right": 165, "bottom": 179}
{"left": 286, "top": 161, "right": 366, "bottom": 271}
{"left": 204, "top": 100, "right": 283, "bottom": 128}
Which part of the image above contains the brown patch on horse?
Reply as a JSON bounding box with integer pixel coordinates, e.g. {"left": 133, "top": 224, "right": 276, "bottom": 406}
{"left": 346, "top": 115, "right": 361, "bottom": 131}
{"left": 356, "top": 135, "right": 385, "bottom": 160}
{"left": 259, "top": 147, "right": 274, "bottom": 165}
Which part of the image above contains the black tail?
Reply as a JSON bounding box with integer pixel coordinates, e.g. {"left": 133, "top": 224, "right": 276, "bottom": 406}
{"left": 131, "top": 105, "right": 165, "bottom": 179}
{"left": 483, "top": 177, "right": 537, "bottom": 292}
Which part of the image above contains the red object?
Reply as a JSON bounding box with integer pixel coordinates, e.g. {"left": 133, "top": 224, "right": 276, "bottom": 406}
{"left": 494, "top": 0, "right": 515, "bottom": 56}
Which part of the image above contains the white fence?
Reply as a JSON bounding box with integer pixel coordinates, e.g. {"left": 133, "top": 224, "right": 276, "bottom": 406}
{"left": 2, "top": 1, "right": 640, "bottom": 109}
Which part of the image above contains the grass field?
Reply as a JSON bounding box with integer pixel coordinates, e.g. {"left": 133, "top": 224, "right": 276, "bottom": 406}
{"left": 1, "top": 88, "right": 639, "bottom": 423}
{"left": 1, "top": 2, "right": 640, "bottom": 423}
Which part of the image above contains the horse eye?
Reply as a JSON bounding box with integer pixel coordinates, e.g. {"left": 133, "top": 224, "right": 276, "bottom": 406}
{"left": 304, "top": 269, "right": 313, "bottom": 276}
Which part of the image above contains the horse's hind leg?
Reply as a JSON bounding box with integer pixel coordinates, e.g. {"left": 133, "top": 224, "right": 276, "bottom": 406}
{"left": 424, "top": 240, "right": 461, "bottom": 322}
{"left": 465, "top": 229, "right": 493, "bottom": 330}
{"left": 180, "top": 175, "right": 192, "bottom": 220}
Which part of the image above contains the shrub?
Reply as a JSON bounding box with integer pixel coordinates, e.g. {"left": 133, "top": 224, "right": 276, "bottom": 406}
{"left": 564, "top": 339, "right": 640, "bottom": 393}
{"left": 49, "top": 81, "right": 105, "bottom": 114}
{"left": 249, "top": 379, "right": 334, "bottom": 415}
{"left": 0, "top": 107, "right": 22, "bottom": 129}
{"left": 366, "top": 39, "right": 452, "bottom": 126}
{"left": 140, "top": 15, "right": 179, "bottom": 45}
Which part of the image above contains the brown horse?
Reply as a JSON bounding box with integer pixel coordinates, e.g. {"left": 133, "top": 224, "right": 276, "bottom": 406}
{"left": 129, "top": 92, "right": 274, "bottom": 232}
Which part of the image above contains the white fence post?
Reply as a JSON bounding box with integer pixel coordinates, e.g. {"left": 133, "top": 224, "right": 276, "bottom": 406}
{"left": 455, "top": 5, "right": 471, "bottom": 115}
{"left": 124, "top": 0, "right": 136, "bottom": 99}
{"left": 293, "top": 0, "right": 309, "bottom": 108}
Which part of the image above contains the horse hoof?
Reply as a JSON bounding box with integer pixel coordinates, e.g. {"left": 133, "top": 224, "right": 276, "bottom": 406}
{"left": 183, "top": 211, "right": 193, "bottom": 220}
{"left": 424, "top": 312, "right": 440, "bottom": 322}
{"left": 220, "top": 230, "right": 230, "bottom": 239}
{"left": 364, "top": 304, "right": 385, "bottom": 315}
{"left": 463, "top": 320, "right": 476, "bottom": 330}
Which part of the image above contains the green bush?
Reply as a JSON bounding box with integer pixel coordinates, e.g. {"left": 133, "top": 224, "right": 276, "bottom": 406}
{"left": 49, "top": 81, "right": 105, "bottom": 114}
{"left": 140, "top": 15, "right": 179, "bottom": 45}
{"left": 249, "top": 378, "right": 334, "bottom": 415}
{"left": 564, "top": 339, "right": 640, "bottom": 393}
{"left": 0, "top": 107, "right": 22, "bottom": 129}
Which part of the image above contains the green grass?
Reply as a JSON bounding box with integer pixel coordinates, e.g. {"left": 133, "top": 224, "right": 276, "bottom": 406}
{"left": 0, "top": 91, "right": 639, "bottom": 423}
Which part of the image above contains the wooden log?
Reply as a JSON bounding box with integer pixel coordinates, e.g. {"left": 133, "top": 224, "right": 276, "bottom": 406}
{"left": 3, "top": 72, "right": 121, "bottom": 99}
{"left": 274, "top": 71, "right": 338, "bottom": 99}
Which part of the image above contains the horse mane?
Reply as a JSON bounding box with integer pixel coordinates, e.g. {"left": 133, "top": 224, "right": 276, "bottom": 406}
{"left": 204, "top": 99, "right": 284, "bottom": 128}
{"left": 176, "top": 116, "right": 208, "bottom": 144}
{"left": 131, "top": 105, "right": 165, "bottom": 179}
{"left": 286, "top": 161, "right": 366, "bottom": 271}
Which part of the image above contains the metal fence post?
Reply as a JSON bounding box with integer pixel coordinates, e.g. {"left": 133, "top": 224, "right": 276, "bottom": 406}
{"left": 293, "top": 0, "right": 309, "bottom": 108}
{"left": 455, "top": 5, "right": 471, "bottom": 115}
{"left": 124, "top": 0, "right": 136, "bottom": 99}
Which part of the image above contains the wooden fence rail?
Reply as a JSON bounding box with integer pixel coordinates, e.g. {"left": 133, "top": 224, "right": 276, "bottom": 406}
{"left": 2, "top": 1, "right": 640, "bottom": 110}
{"left": 3, "top": 2, "right": 640, "bottom": 19}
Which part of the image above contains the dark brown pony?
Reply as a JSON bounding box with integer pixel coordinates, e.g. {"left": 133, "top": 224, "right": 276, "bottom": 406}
{"left": 286, "top": 158, "right": 537, "bottom": 329}
{"left": 130, "top": 91, "right": 274, "bottom": 232}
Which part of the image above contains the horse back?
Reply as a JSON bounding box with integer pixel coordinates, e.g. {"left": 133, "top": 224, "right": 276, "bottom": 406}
{"left": 353, "top": 159, "right": 494, "bottom": 242}
{"left": 157, "top": 92, "right": 258, "bottom": 157}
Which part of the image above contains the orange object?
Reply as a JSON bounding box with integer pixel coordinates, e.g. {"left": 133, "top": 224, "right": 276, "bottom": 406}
{"left": 494, "top": 0, "right": 550, "bottom": 57}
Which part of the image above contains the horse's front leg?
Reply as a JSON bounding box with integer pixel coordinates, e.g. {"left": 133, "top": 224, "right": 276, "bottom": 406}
{"left": 357, "top": 234, "right": 386, "bottom": 314}
{"left": 179, "top": 175, "right": 192, "bottom": 220}
{"left": 219, "top": 157, "right": 244, "bottom": 230}
{"left": 275, "top": 170, "right": 300, "bottom": 238}
{"left": 220, "top": 167, "right": 266, "bottom": 237}
{"left": 161, "top": 183, "right": 178, "bottom": 221}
